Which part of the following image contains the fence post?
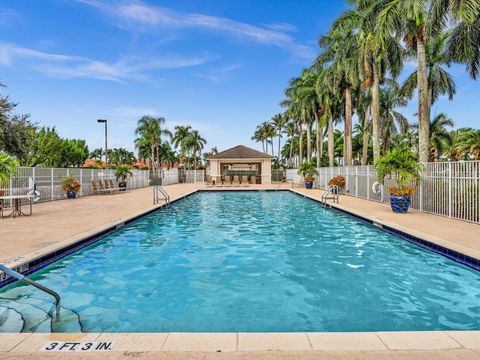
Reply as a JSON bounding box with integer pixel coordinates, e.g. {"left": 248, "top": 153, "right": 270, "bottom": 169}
{"left": 80, "top": 169, "right": 83, "bottom": 197}
{"left": 50, "top": 168, "right": 54, "bottom": 200}
{"left": 368, "top": 166, "right": 371, "bottom": 199}
{"left": 448, "top": 162, "right": 452, "bottom": 218}
{"left": 355, "top": 166, "right": 358, "bottom": 197}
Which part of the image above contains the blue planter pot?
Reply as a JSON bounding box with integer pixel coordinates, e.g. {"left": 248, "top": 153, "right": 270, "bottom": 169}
{"left": 390, "top": 195, "right": 410, "bottom": 213}
{"left": 66, "top": 191, "right": 77, "bottom": 199}
{"left": 304, "top": 181, "right": 313, "bottom": 189}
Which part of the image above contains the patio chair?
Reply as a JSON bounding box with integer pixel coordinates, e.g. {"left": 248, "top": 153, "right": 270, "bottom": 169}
{"left": 251, "top": 176, "right": 257, "bottom": 185}
{"left": 215, "top": 176, "right": 223, "bottom": 186}
{"left": 98, "top": 180, "right": 115, "bottom": 194}
{"left": 108, "top": 179, "right": 122, "bottom": 193}
{"left": 241, "top": 176, "right": 249, "bottom": 187}
{"left": 232, "top": 176, "right": 240, "bottom": 187}
{"left": 206, "top": 175, "right": 213, "bottom": 187}
{"left": 91, "top": 180, "right": 104, "bottom": 195}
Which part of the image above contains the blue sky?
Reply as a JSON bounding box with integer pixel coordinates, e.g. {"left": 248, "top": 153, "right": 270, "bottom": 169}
{"left": 0, "top": 0, "right": 478, "bottom": 154}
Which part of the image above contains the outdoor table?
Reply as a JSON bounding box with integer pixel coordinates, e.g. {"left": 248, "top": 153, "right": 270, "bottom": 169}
{"left": 0, "top": 195, "right": 34, "bottom": 218}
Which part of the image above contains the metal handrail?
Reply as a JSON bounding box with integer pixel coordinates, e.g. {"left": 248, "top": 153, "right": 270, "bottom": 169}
{"left": 153, "top": 186, "right": 170, "bottom": 206}
{"left": 276, "top": 179, "right": 294, "bottom": 191}
{"left": 0, "top": 264, "right": 61, "bottom": 320}
{"left": 321, "top": 185, "right": 339, "bottom": 206}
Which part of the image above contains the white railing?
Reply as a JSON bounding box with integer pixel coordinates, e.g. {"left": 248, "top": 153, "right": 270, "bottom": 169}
{"left": 287, "top": 161, "right": 480, "bottom": 224}
{"left": 0, "top": 167, "right": 205, "bottom": 207}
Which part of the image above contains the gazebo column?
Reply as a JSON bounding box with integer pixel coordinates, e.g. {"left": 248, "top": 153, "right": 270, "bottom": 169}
{"left": 261, "top": 159, "right": 272, "bottom": 184}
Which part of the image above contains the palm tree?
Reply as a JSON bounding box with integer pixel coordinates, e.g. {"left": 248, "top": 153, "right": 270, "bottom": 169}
{"left": 284, "top": 121, "right": 296, "bottom": 167}
{"left": 412, "top": 112, "right": 454, "bottom": 161}
{"left": 446, "top": 5, "right": 480, "bottom": 79}
{"left": 402, "top": 31, "right": 456, "bottom": 119}
{"left": 271, "top": 113, "right": 287, "bottom": 161}
{"left": 185, "top": 130, "right": 207, "bottom": 169}
{"left": 319, "top": 28, "right": 359, "bottom": 166}
{"left": 375, "top": 0, "right": 477, "bottom": 163}
{"left": 135, "top": 115, "right": 172, "bottom": 169}
{"left": 455, "top": 129, "right": 480, "bottom": 160}
{"left": 380, "top": 79, "right": 409, "bottom": 154}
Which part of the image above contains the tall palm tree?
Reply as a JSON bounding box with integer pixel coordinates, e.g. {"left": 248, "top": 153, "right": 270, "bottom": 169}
{"left": 271, "top": 113, "right": 287, "bottom": 161}
{"left": 135, "top": 115, "right": 172, "bottom": 169}
{"left": 375, "top": 0, "right": 476, "bottom": 163}
{"left": 446, "top": 4, "right": 480, "bottom": 79}
{"left": 380, "top": 79, "right": 409, "bottom": 154}
{"left": 319, "top": 28, "right": 359, "bottom": 166}
{"left": 185, "top": 130, "right": 207, "bottom": 169}
{"left": 402, "top": 31, "right": 456, "bottom": 118}
{"left": 284, "top": 121, "right": 296, "bottom": 167}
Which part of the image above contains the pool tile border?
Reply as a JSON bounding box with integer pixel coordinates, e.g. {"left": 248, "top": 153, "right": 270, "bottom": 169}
{"left": 292, "top": 191, "right": 480, "bottom": 271}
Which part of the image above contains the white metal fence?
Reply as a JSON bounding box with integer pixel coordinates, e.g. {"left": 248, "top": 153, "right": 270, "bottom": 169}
{"left": 286, "top": 161, "right": 480, "bottom": 224}
{"left": 0, "top": 167, "right": 205, "bottom": 207}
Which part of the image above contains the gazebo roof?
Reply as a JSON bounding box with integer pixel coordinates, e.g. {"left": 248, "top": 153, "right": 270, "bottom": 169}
{"left": 208, "top": 145, "right": 273, "bottom": 160}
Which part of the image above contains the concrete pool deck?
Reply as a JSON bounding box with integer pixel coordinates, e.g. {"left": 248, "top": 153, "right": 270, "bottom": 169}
{"left": 1, "top": 183, "right": 480, "bottom": 358}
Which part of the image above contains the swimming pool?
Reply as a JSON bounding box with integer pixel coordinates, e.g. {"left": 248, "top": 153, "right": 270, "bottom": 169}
{"left": 1, "top": 191, "right": 479, "bottom": 333}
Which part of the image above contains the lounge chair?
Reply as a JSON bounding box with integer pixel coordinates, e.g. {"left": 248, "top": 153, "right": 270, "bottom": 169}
{"left": 224, "top": 176, "right": 232, "bottom": 187}
{"left": 98, "top": 180, "right": 115, "bottom": 194}
{"left": 206, "top": 175, "right": 213, "bottom": 187}
{"left": 91, "top": 180, "right": 104, "bottom": 195}
{"left": 251, "top": 176, "right": 257, "bottom": 185}
{"left": 232, "top": 176, "right": 240, "bottom": 187}
{"left": 215, "top": 176, "right": 223, "bottom": 186}
{"left": 108, "top": 179, "right": 122, "bottom": 193}
{"left": 241, "top": 176, "right": 249, "bottom": 187}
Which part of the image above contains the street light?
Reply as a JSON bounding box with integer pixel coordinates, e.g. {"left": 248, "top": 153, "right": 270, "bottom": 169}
{"left": 97, "top": 119, "right": 108, "bottom": 166}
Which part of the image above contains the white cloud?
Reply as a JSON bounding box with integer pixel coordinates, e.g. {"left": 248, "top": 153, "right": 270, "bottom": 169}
{"left": 0, "top": 9, "right": 23, "bottom": 27}
{"left": 76, "top": 0, "right": 315, "bottom": 59}
{"left": 0, "top": 42, "right": 213, "bottom": 82}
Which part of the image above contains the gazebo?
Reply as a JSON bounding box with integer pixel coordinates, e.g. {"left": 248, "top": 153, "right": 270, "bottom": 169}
{"left": 208, "top": 145, "right": 273, "bottom": 184}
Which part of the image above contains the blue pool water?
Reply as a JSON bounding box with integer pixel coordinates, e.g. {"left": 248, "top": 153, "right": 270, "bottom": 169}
{"left": 1, "top": 191, "right": 479, "bottom": 333}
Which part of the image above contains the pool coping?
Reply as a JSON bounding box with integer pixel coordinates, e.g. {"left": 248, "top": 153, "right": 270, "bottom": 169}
{"left": 1, "top": 331, "right": 480, "bottom": 354}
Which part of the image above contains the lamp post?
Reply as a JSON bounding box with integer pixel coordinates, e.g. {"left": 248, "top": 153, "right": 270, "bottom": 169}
{"left": 97, "top": 119, "right": 108, "bottom": 166}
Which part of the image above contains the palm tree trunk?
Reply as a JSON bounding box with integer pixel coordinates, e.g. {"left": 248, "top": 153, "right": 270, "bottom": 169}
{"left": 315, "top": 112, "right": 321, "bottom": 168}
{"left": 361, "top": 106, "right": 370, "bottom": 165}
{"left": 289, "top": 141, "right": 293, "bottom": 167}
{"left": 372, "top": 66, "right": 381, "bottom": 163}
{"left": 298, "top": 124, "right": 303, "bottom": 164}
{"left": 278, "top": 130, "right": 281, "bottom": 162}
{"left": 271, "top": 137, "right": 275, "bottom": 156}
{"left": 306, "top": 123, "right": 312, "bottom": 162}
{"left": 417, "top": 34, "right": 430, "bottom": 163}
{"left": 151, "top": 139, "right": 155, "bottom": 171}
{"left": 344, "top": 87, "right": 353, "bottom": 166}
{"left": 328, "top": 116, "right": 334, "bottom": 167}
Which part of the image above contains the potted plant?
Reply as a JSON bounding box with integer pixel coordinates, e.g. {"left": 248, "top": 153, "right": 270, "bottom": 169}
{"left": 374, "top": 148, "right": 423, "bottom": 213}
{"left": 327, "top": 175, "right": 345, "bottom": 194}
{"left": 62, "top": 176, "right": 81, "bottom": 199}
{"left": 115, "top": 165, "right": 133, "bottom": 191}
{"left": 298, "top": 161, "right": 319, "bottom": 189}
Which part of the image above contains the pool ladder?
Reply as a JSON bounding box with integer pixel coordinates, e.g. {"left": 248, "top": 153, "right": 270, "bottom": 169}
{"left": 153, "top": 186, "right": 170, "bottom": 206}
{"left": 276, "top": 179, "right": 294, "bottom": 191}
{"left": 321, "top": 185, "right": 339, "bottom": 206}
{"left": 0, "top": 264, "right": 61, "bottom": 320}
